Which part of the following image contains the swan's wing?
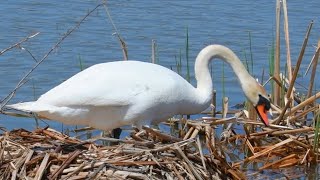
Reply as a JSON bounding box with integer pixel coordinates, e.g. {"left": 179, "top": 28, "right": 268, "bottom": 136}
{"left": 37, "top": 61, "right": 188, "bottom": 108}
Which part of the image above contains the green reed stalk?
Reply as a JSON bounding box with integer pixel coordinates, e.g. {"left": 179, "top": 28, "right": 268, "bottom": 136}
{"left": 185, "top": 27, "right": 190, "bottom": 82}
{"left": 175, "top": 55, "right": 180, "bottom": 75}
{"left": 175, "top": 49, "right": 183, "bottom": 75}
{"left": 248, "top": 31, "right": 254, "bottom": 74}
{"left": 78, "top": 54, "right": 84, "bottom": 71}
{"left": 242, "top": 47, "right": 249, "bottom": 73}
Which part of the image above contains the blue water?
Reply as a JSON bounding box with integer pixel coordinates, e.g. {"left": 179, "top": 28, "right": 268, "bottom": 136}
{"left": 0, "top": 1, "right": 319, "bottom": 131}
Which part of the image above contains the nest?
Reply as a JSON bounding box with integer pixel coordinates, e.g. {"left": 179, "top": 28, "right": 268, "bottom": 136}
{"left": 0, "top": 125, "right": 229, "bottom": 180}
{"left": 2, "top": 111, "right": 319, "bottom": 180}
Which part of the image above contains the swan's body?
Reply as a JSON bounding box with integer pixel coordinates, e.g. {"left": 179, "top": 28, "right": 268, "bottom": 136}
{"left": 7, "top": 45, "right": 270, "bottom": 130}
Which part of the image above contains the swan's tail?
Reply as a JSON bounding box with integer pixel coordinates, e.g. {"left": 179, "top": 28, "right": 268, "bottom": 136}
{"left": 6, "top": 102, "right": 53, "bottom": 113}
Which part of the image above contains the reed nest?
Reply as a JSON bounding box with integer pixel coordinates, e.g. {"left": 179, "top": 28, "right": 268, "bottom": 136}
{"left": 1, "top": 102, "right": 319, "bottom": 180}
{"left": 0, "top": 125, "right": 228, "bottom": 180}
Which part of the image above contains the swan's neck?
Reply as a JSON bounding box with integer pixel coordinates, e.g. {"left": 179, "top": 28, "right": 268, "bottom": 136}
{"left": 195, "top": 45, "right": 254, "bottom": 97}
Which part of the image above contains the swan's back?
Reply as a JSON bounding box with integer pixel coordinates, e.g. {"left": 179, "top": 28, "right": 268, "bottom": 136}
{"left": 38, "top": 61, "right": 194, "bottom": 107}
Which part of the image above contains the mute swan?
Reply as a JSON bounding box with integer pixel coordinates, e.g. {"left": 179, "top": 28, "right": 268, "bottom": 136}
{"left": 7, "top": 45, "right": 270, "bottom": 130}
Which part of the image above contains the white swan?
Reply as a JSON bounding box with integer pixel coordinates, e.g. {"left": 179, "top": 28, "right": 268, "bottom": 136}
{"left": 6, "top": 45, "right": 270, "bottom": 130}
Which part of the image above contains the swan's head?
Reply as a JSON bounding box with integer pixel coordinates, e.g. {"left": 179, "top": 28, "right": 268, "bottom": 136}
{"left": 243, "top": 81, "right": 270, "bottom": 126}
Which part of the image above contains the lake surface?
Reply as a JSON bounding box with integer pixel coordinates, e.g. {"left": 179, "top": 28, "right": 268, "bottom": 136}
{"left": 0, "top": 1, "right": 319, "bottom": 132}
{"left": 0, "top": 1, "right": 320, "bottom": 179}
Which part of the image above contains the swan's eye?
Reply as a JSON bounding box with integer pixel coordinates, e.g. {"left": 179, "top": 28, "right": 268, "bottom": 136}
{"left": 265, "top": 100, "right": 271, "bottom": 111}
{"left": 257, "top": 94, "right": 271, "bottom": 111}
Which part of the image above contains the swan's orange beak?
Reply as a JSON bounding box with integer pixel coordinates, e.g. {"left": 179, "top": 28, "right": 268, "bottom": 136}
{"left": 255, "top": 104, "right": 269, "bottom": 126}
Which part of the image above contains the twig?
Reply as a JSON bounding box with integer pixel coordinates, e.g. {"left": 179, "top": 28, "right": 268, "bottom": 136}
{"left": 0, "top": 4, "right": 103, "bottom": 109}
{"left": 34, "top": 153, "right": 50, "bottom": 180}
{"left": 86, "top": 162, "right": 106, "bottom": 180}
{"left": 196, "top": 136, "right": 207, "bottom": 172}
{"left": 238, "top": 119, "right": 294, "bottom": 129}
{"left": 102, "top": 1, "right": 128, "bottom": 60}
{"left": 61, "top": 162, "right": 86, "bottom": 180}
{"left": 305, "top": 39, "right": 320, "bottom": 107}
{"left": 268, "top": 76, "right": 302, "bottom": 104}
{"left": 271, "top": 92, "right": 320, "bottom": 123}
{"left": 265, "top": 127, "right": 313, "bottom": 136}
{"left": 305, "top": 40, "right": 320, "bottom": 76}
{"left": 36, "top": 128, "right": 81, "bottom": 144}
{"left": 174, "top": 144, "right": 203, "bottom": 180}
{"left": 272, "top": 98, "right": 292, "bottom": 125}
{"left": 259, "top": 154, "right": 297, "bottom": 170}
{"left": 86, "top": 136, "right": 155, "bottom": 148}
{"left": 233, "top": 138, "right": 293, "bottom": 166}
{"left": 21, "top": 47, "right": 39, "bottom": 62}
{"left": 211, "top": 90, "right": 217, "bottom": 117}
{"left": 183, "top": 126, "right": 194, "bottom": 140}
{"left": 19, "top": 150, "right": 34, "bottom": 177}
{"left": 49, "top": 150, "right": 82, "bottom": 180}
{"left": 190, "top": 126, "right": 201, "bottom": 139}
{"left": 143, "top": 126, "right": 181, "bottom": 142}
{"left": 207, "top": 116, "right": 237, "bottom": 125}
{"left": 289, "top": 106, "right": 318, "bottom": 123}
{"left": 0, "top": 32, "right": 40, "bottom": 56}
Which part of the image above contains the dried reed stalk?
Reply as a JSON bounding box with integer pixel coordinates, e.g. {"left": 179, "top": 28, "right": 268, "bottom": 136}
{"left": 0, "top": 32, "right": 39, "bottom": 56}
{"left": 183, "top": 126, "right": 195, "bottom": 140}
{"left": 34, "top": 153, "right": 50, "bottom": 180}
{"left": 273, "top": 0, "right": 281, "bottom": 106}
{"left": 273, "top": 98, "right": 292, "bottom": 125}
{"left": 285, "top": 21, "right": 313, "bottom": 101}
{"left": 102, "top": 2, "right": 128, "bottom": 60}
{"left": 233, "top": 138, "right": 293, "bottom": 166}
{"left": 212, "top": 90, "right": 217, "bottom": 117}
{"left": 282, "top": 0, "right": 293, "bottom": 85}
{"left": 271, "top": 91, "right": 320, "bottom": 124}
{"left": 49, "top": 150, "right": 82, "bottom": 180}
{"left": 259, "top": 154, "right": 298, "bottom": 170}
{"left": 305, "top": 39, "right": 320, "bottom": 111}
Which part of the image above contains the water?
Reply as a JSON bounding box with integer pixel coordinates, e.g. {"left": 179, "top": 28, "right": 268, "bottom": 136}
{"left": 0, "top": 0, "right": 319, "bottom": 178}
{"left": 0, "top": 0, "right": 319, "bottom": 154}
